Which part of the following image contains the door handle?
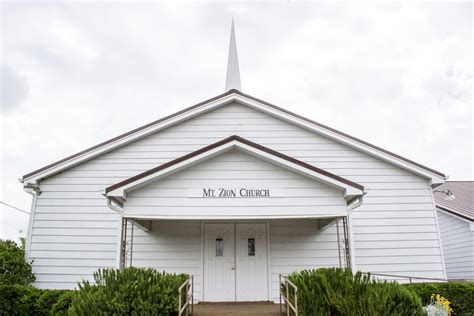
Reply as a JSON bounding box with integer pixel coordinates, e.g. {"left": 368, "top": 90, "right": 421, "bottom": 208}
{"left": 230, "top": 261, "right": 236, "bottom": 270}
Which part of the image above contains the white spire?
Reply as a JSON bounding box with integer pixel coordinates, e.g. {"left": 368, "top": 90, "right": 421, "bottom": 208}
{"left": 225, "top": 19, "right": 241, "bottom": 91}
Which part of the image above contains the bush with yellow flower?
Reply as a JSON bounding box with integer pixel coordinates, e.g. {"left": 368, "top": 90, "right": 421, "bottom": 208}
{"left": 423, "top": 293, "right": 453, "bottom": 316}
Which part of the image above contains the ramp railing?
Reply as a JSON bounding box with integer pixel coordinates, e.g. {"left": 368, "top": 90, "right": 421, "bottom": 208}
{"left": 364, "top": 272, "right": 447, "bottom": 283}
{"left": 178, "top": 275, "right": 194, "bottom": 316}
{"left": 279, "top": 274, "right": 298, "bottom": 316}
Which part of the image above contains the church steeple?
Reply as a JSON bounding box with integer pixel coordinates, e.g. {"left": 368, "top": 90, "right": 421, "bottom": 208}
{"left": 225, "top": 19, "right": 242, "bottom": 92}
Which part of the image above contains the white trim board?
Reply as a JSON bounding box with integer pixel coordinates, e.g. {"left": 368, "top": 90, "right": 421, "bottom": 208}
{"left": 120, "top": 214, "right": 349, "bottom": 220}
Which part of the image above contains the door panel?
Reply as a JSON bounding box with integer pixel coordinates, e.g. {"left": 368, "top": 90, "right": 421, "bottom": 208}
{"left": 235, "top": 223, "right": 268, "bottom": 301}
{"left": 203, "top": 223, "right": 268, "bottom": 302}
{"left": 203, "top": 224, "right": 235, "bottom": 301}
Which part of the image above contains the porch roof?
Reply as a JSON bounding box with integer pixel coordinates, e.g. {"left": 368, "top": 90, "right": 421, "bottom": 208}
{"left": 106, "top": 135, "right": 364, "bottom": 207}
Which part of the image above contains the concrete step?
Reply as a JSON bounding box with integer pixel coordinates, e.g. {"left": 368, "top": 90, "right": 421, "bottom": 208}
{"left": 192, "top": 303, "right": 282, "bottom": 316}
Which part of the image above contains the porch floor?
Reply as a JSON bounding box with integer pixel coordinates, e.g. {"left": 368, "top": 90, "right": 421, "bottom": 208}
{"left": 192, "top": 302, "right": 281, "bottom": 315}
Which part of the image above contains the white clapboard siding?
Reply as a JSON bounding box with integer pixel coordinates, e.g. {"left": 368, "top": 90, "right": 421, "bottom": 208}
{"left": 269, "top": 219, "right": 339, "bottom": 301}
{"left": 30, "top": 101, "right": 445, "bottom": 291}
{"left": 129, "top": 221, "right": 203, "bottom": 300}
{"left": 123, "top": 150, "right": 347, "bottom": 219}
{"left": 437, "top": 210, "right": 474, "bottom": 280}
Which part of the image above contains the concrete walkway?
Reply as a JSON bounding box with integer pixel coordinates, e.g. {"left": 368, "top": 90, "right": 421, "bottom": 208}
{"left": 192, "top": 302, "right": 281, "bottom": 315}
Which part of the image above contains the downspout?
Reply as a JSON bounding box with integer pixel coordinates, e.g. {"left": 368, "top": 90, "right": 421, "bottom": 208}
{"left": 107, "top": 197, "right": 123, "bottom": 214}
{"left": 430, "top": 175, "right": 449, "bottom": 281}
{"left": 428, "top": 189, "right": 448, "bottom": 281}
{"left": 22, "top": 182, "right": 41, "bottom": 263}
{"left": 106, "top": 197, "right": 124, "bottom": 269}
{"left": 347, "top": 193, "right": 365, "bottom": 271}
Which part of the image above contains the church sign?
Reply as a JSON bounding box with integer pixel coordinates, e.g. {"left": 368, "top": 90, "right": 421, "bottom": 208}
{"left": 188, "top": 188, "right": 273, "bottom": 198}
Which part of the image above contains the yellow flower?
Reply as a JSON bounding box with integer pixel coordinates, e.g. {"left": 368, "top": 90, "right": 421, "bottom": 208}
{"left": 431, "top": 293, "right": 452, "bottom": 315}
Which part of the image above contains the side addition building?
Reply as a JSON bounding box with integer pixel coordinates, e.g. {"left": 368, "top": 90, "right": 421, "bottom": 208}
{"left": 434, "top": 181, "right": 473, "bottom": 281}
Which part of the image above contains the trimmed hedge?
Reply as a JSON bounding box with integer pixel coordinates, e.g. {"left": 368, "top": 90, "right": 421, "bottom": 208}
{"left": 287, "top": 268, "right": 424, "bottom": 316}
{"left": 0, "top": 284, "right": 74, "bottom": 315}
{"left": 69, "top": 267, "right": 188, "bottom": 315}
{"left": 404, "top": 282, "right": 474, "bottom": 315}
{"left": 0, "top": 268, "right": 187, "bottom": 315}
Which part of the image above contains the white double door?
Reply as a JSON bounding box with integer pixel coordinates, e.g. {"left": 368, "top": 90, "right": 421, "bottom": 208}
{"left": 203, "top": 223, "right": 268, "bottom": 302}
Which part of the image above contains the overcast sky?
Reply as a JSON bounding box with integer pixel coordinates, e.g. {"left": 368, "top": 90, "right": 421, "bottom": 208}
{"left": 1, "top": 2, "right": 472, "bottom": 240}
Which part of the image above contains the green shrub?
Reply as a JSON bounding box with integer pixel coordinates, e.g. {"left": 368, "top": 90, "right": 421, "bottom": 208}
{"left": 0, "top": 268, "right": 186, "bottom": 315}
{"left": 36, "top": 289, "right": 71, "bottom": 315}
{"left": 0, "top": 284, "right": 32, "bottom": 315}
{"left": 405, "top": 282, "right": 474, "bottom": 315}
{"left": 0, "top": 239, "right": 35, "bottom": 286}
{"left": 0, "top": 284, "right": 72, "bottom": 315}
{"left": 51, "top": 290, "right": 77, "bottom": 315}
{"left": 287, "top": 268, "right": 424, "bottom": 316}
{"left": 69, "top": 267, "right": 188, "bottom": 316}
{"left": 17, "top": 286, "right": 42, "bottom": 315}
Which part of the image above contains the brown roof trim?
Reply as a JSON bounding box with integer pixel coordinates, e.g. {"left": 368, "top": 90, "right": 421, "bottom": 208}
{"left": 105, "top": 135, "right": 364, "bottom": 194}
{"left": 234, "top": 90, "right": 446, "bottom": 178}
{"left": 22, "top": 90, "right": 235, "bottom": 180}
{"left": 436, "top": 205, "right": 473, "bottom": 222}
{"left": 23, "top": 89, "right": 445, "bottom": 180}
{"left": 235, "top": 136, "right": 364, "bottom": 190}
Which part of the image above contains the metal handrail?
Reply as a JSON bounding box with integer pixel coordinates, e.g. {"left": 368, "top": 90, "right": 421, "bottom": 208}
{"left": 363, "top": 272, "right": 447, "bottom": 283}
{"left": 178, "top": 275, "right": 194, "bottom": 316}
{"left": 280, "top": 274, "right": 298, "bottom": 316}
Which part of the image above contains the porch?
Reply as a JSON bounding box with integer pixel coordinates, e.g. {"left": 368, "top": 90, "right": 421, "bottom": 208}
{"left": 105, "top": 139, "right": 364, "bottom": 303}
{"left": 118, "top": 217, "right": 352, "bottom": 303}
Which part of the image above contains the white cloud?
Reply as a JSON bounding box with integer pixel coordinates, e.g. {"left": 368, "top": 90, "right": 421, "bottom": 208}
{"left": 1, "top": 64, "right": 29, "bottom": 112}
{"left": 0, "top": 2, "right": 472, "bottom": 240}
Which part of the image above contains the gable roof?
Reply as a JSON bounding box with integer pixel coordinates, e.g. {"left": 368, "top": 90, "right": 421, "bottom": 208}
{"left": 22, "top": 91, "right": 234, "bottom": 181}
{"left": 105, "top": 135, "right": 364, "bottom": 205}
{"left": 435, "top": 181, "right": 473, "bottom": 222}
{"left": 21, "top": 89, "right": 446, "bottom": 184}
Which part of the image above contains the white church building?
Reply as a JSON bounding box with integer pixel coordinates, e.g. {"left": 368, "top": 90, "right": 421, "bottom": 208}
{"left": 21, "top": 23, "right": 449, "bottom": 302}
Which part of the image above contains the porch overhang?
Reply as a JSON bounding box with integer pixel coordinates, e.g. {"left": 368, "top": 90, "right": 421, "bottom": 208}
{"left": 106, "top": 135, "right": 364, "bottom": 205}
{"left": 106, "top": 136, "right": 364, "bottom": 220}
{"left": 119, "top": 214, "right": 350, "bottom": 220}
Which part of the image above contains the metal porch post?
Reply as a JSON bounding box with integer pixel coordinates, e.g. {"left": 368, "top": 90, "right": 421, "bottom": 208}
{"left": 120, "top": 218, "right": 133, "bottom": 268}
{"left": 336, "top": 217, "right": 351, "bottom": 269}
{"left": 342, "top": 216, "right": 351, "bottom": 269}
{"left": 336, "top": 217, "right": 342, "bottom": 268}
